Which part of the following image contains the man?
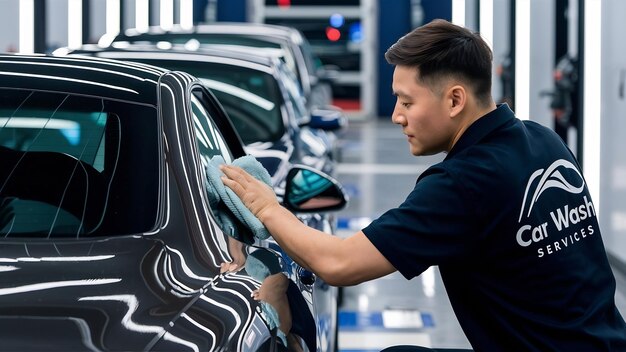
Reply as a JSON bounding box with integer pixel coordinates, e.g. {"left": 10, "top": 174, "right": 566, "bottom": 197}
{"left": 221, "top": 19, "right": 626, "bottom": 351}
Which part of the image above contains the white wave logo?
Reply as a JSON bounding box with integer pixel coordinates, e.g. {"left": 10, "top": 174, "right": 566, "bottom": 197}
{"left": 518, "top": 159, "right": 585, "bottom": 222}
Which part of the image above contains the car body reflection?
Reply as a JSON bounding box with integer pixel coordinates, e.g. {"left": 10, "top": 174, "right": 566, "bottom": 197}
{"left": 0, "top": 54, "right": 322, "bottom": 351}
{"left": 59, "top": 45, "right": 346, "bottom": 351}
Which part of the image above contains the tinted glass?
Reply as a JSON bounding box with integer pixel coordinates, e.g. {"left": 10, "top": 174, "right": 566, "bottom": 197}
{"left": 191, "top": 34, "right": 301, "bottom": 84}
{"left": 277, "top": 64, "right": 308, "bottom": 123}
{"left": 190, "top": 34, "right": 299, "bottom": 84}
{"left": 0, "top": 89, "right": 159, "bottom": 238}
{"left": 140, "top": 60, "right": 285, "bottom": 144}
{"left": 117, "top": 33, "right": 300, "bottom": 83}
{"left": 190, "top": 91, "right": 233, "bottom": 168}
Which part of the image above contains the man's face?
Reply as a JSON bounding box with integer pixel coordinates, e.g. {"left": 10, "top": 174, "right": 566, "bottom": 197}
{"left": 391, "top": 65, "right": 454, "bottom": 156}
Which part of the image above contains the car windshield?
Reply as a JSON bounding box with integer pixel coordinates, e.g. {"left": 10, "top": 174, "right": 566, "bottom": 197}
{"left": 138, "top": 60, "right": 285, "bottom": 144}
{"left": 0, "top": 88, "right": 159, "bottom": 238}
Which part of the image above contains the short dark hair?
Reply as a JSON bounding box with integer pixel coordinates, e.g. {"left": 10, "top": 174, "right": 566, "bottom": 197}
{"left": 385, "top": 19, "right": 493, "bottom": 105}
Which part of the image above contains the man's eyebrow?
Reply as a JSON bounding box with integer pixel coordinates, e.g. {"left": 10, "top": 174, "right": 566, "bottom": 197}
{"left": 392, "top": 90, "right": 410, "bottom": 99}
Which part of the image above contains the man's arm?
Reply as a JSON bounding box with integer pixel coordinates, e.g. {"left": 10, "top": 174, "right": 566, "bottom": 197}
{"left": 220, "top": 164, "right": 396, "bottom": 286}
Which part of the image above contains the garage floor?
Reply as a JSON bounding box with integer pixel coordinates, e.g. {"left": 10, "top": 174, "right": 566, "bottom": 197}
{"left": 332, "top": 117, "right": 626, "bottom": 351}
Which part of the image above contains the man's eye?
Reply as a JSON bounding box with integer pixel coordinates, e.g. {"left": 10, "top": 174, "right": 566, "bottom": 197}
{"left": 401, "top": 102, "right": 412, "bottom": 108}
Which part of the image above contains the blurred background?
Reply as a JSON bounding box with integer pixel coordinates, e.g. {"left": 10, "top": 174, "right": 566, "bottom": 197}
{"left": 1, "top": 0, "right": 625, "bottom": 350}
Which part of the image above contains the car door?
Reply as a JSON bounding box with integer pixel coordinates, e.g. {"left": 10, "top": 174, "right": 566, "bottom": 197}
{"left": 174, "top": 82, "right": 318, "bottom": 351}
{"left": 0, "top": 87, "right": 188, "bottom": 351}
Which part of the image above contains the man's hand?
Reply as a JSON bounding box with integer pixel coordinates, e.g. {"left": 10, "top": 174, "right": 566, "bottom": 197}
{"left": 220, "top": 165, "right": 280, "bottom": 222}
{"left": 221, "top": 165, "right": 396, "bottom": 286}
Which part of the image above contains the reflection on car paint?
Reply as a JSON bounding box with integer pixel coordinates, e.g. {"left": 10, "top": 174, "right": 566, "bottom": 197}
{"left": 0, "top": 54, "right": 286, "bottom": 350}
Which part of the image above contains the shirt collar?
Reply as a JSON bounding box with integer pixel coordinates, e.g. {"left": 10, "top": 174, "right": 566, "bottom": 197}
{"left": 445, "top": 103, "right": 516, "bottom": 160}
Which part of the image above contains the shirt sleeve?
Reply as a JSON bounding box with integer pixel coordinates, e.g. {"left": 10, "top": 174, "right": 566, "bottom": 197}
{"left": 362, "top": 166, "right": 479, "bottom": 279}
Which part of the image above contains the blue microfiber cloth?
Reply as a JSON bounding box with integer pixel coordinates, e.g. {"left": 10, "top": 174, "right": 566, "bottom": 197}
{"left": 205, "top": 155, "right": 272, "bottom": 243}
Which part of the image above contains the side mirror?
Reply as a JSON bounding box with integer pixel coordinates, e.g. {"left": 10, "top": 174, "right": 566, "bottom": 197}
{"left": 308, "top": 105, "right": 347, "bottom": 131}
{"left": 283, "top": 165, "right": 348, "bottom": 213}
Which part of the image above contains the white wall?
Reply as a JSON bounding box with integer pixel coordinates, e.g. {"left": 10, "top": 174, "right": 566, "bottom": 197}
{"left": 529, "top": 0, "right": 554, "bottom": 127}
{"left": 124, "top": 0, "right": 137, "bottom": 30}
{"left": 0, "top": 0, "right": 19, "bottom": 52}
{"left": 465, "top": 0, "right": 479, "bottom": 30}
{"left": 492, "top": 0, "right": 510, "bottom": 104}
{"left": 90, "top": 0, "right": 106, "bottom": 43}
{"left": 600, "top": 0, "right": 626, "bottom": 263}
{"left": 0, "top": 1, "right": 76, "bottom": 53}
{"left": 46, "top": 0, "right": 68, "bottom": 52}
{"left": 0, "top": 0, "right": 200, "bottom": 53}
{"left": 490, "top": 0, "right": 554, "bottom": 127}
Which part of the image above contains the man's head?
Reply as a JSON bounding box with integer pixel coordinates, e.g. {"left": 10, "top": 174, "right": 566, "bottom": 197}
{"left": 386, "top": 19, "right": 495, "bottom": 156}
{"left": 385, "top": 19, "right": 493, "bottom": 105}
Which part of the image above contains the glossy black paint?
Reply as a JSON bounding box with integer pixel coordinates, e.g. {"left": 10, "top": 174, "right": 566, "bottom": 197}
{"left": 62, "top": 46, "right": 336, "bottom": 180}
{"left": 59, "top": 47, "right": 341, "bottom": 351}
{"left": 0, "top": 54, "right": 318, "bottom": 351}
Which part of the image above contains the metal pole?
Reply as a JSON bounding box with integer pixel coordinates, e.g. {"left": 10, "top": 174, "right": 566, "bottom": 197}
{"left": 34, "top": 0, "right": 46, "bottom": 53}
{"left": 576, "top": 0, "right": 584, "bottom": 166}
{"left": 82, "top": 0, "right": 91, "bottom": 43}
{"left": 120, "top": 0, "right": 126, "bottom": 33}
{"left": 509, "top": 0, "right": 516, "bottom": 110}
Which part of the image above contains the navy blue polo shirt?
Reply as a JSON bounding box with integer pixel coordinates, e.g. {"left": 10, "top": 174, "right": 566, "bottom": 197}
{"left": 363, "top": 104, "right": 626, "bottom": 350}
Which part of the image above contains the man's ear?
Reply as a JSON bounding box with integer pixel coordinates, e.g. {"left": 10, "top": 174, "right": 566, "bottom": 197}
{"left": 448, "top": 85, "right": 466, "bottom": 118}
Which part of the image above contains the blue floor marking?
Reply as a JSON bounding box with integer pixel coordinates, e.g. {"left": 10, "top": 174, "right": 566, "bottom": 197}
{"left": 420, "top": 312, "right": 435, "bottom": 327}
{"left": 337, "top": 217, "right": 351, "bottom": 229}
{"left": 339, "top": 310, "right": 435, "bottom": 330}
{"left": 339, "top": 310, "right": 384, "bottom": 329}
{"left": 337, "top": 216, "right": 373, "bottom": 230}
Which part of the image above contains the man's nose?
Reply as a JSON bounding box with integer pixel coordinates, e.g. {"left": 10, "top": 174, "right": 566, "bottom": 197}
{"left": 391, "top": 110, "right": 404, "bottom": 125}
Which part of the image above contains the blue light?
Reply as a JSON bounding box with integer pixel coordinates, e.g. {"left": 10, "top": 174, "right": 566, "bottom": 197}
{"left": 349, "top": 22, "right": 362, "bottom": 43}
{"left": 329, "top": 13, "right": 344, "bottom": 28}
{"left": 60, "top": 128, "right": 81, "bottom": 146}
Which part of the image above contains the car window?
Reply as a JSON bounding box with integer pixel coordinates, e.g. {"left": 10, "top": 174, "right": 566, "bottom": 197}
{"left": 193, "top": 34, "right": 300, "bottom": 85}
{"left": 199, "top": 74, "right": 286, "bottom": 144}
{"left": 190, "top": 91, "right": 233, "bottom": 168}
{"left": 127, "top": 58, "right": 286, "bottom": 145}
{"left": 277, "top": 64, "right": 309, "bottom": 124}
{"left": 160, "top": 33, "right": 302, "bottom": 88}
{"left": 301, "top": 35, "right": 321, "bottom": 70}
{"left": 0, "top": 88, "right": 159, "bottom": 238}
{"left": 113, "top": 33, "right": 304, "bottom": 92}
{"left": 189, "top": 89, "right": 257, "bottom": 240}
{"left": 158, "top": 61, "right": 286, "bottom": 145}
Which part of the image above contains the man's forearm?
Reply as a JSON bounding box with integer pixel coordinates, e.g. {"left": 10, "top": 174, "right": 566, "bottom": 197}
{"left": 218, "top": 164, "right": 375, "bottom": 285}
{"left": 259, "top": 204, "right": 344, "bottom": 279}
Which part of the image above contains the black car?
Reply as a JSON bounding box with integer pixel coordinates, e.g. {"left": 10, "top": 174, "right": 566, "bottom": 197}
{"left": 58, "top": 44, "right": 345, "bottom": 352}
{"left": 0, "top": 54, "right": 346, "bottom": 351}
{"left": 99, "top": 22, "right": 340, "bottom": 111}
{"left": 60, "top": 45, "right": 344, "bottom": 177}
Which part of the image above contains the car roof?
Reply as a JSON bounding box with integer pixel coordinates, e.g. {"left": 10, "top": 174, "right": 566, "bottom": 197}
{"left": 64, "top": 44, "right": 282, "bottom": 74}
{"left": 101, "top": 22, "right": 304, "bottom": 47}
{"left": 0, "top": 53, "right": 174, "bottom": 106}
